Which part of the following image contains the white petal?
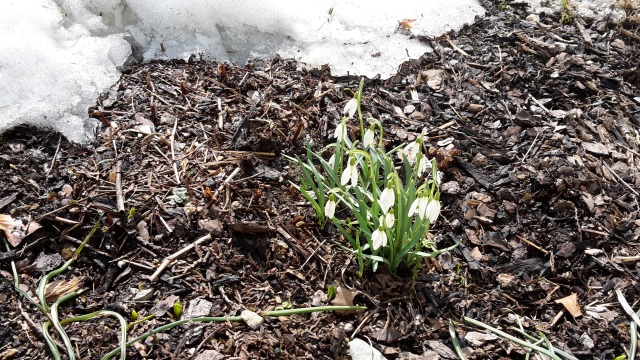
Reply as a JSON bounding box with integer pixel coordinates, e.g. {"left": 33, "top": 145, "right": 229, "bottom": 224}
{"left": 363, "top": 129, "right": 374, "bottom": 147}
{"left": 385, "top": 213, "right": 395, "bottom": 228}
{"left": 418, "top": 156, "right": 430, "bottom": 177}
{"left": 328, "top": 154, "right": 336, "bottom": 168}
{"left": 379, "top": 188, "right": 394, "bottom": 214}
{"left": 426, "top": 200, "right": 441, "bottom": 224}
{"left": 333, "top": 122, "right": 347, "bottom": 142}
{"left": 343, "top": 98, "right": 357, "bottom": 118}
{"left": 349, "top": 165, "right": 358, "bottom": 187}
{"left": 340, "top": 167, "right": 351, "bottom": 185}
{"left": 408, "top": 198, "right": 420, "bottom": 217}
{"left": 325, "top": 200, "right": 336, "bottom": 219}
{"left": 417, "top": 197, "right": 429, "bottom": 220}
{"left": 372, "top": 229, "right": 387, "bottom": 250}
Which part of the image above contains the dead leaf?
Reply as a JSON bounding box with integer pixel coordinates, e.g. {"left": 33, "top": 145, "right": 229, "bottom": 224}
{"left": 150, "top": 294, "right": 180, "bottom": 317}
{"left": 470, "top": 247, "right": 483, "bottom": 261}
{"left": 555, "top": 293, "right": 582, "bottom": 317}
{"left": 399, "top": 18, "right": 415, "bottom": 30}
{"left": 45, "top": 277, "right": 83, "bottom": 302}
{"left": 371, "top": 326, "right": 402, "bottom": 343}
{"left": 0, "top": 215, "right": 42, "bottom": 247}
{"left": 331, "top": 286, "right": 357, "bottom": 307}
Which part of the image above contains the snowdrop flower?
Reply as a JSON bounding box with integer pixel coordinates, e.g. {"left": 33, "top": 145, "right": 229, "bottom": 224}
{"left": 408, "top": 193, "right": 423, "bottom": 217}
{"left": 417, "top": 156, "right": 431, "bottom": 177}
{"left": 425, "top": 198, "right": 441, "bottom": 224}
{"left": 385, "top": 209, "right": 395, "bottom": 228}
{"left": 417, "top": 195, "right": 430, "bottom": 220}
{"left": 325, "top": 194, "right": 336, "bottom": 219}
{"left": 378, "top": 180, "right": 395, "bottom": 214}
{"left": 435, "top": 170, "right": 443, "bottom": 186}
{"left": 328, "top": 153, "right": 336, "bottom": 168}
{"left": 371, "top": 226, "right": 388, "bottom": 250}
{"left": 340, "top": 157, "right": 358, "bottom": 188}
{"left": 343, "top": 98, "right": 358, "bottom": 118}
{"left": 400, "top": 139, "right": 421, "bottom": 164}
{"left": 363, "top": 125, "right": 375, "bottom": 147}
{"left": 333, "top": 120, "right": 347, "bottom": 143}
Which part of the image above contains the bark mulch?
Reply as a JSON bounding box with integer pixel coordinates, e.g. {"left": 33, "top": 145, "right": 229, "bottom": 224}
{"left": 1, "top": 1, "right": 639, "bottom": 359}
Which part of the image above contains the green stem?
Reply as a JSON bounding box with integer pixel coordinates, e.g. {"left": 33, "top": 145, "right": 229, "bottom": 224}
{"left": 50, "top": 292, "right": 80, "bottom": 360}
{"left": 464, "top": 317, "right": 569, "bottom": 360}
{"left": 42, "top": 322, "right": 61, "bottom": 360}
{"left": 263, "top": 305, "right": 366, "bottom": 317}
{"left": 448, "top": 319, "right": 467, "bottom": 360}
{"left": 37, "top": 219, "right": 101, "bottom": 313}
{"left": 356, "top": 78, "right": 365, "bottom": 139}
{"left": 61, "top": 310, "right": 128, "bottom": 360}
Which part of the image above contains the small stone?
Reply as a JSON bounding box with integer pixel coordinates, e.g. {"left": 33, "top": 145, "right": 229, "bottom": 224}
{"left": 580, "top": 333, "right": 594, "bottom": 349}
{"left": 134, "top": 288, "right": 154, "bottom": 301}
{"left": 349, "top": 338, "right": 386, "bottom": 360}
{"left": 194, "top": 350, "right": 224, "bottom": 360}
{"left": 241, "top": 310, "right": 264, "bottom": 330}
{"left": 582, "top": 142, "right": 609, "bottom": 156}
{"left": 465, "top": 331, "right": 498, "bottom": 346}
{"left": 185, "top": 298, "right": 213, "bottom": 319}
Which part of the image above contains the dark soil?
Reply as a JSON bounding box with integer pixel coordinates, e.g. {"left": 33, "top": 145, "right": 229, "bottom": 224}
{"left": 1, "top": 2, "right": 640, "bottom": 359}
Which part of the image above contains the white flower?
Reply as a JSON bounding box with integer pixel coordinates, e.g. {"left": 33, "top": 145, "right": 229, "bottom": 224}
{"left": 363, "top": 126, "right": 374, "bottom": 147}
{"left": 417, "top": 196, "right": 430, "bottom": 220}
{"left": 435, "top": 170, "right": 443, "bottom": 186}
{"left": 328, "top": 154, "right": 336, "bottom": 168}
{"left": 399, "top": 140, "right": 421, "bottom": 164}
{"left": 408, "top": 193, "right": 423, "bottom": 217}
{"left": 385, "top": 210, "right": 395, "bottom": 228}
{"left": 343, "top": 98, "right": 358, "bottom": 118}
{"left": 417, "top": 156, "right": 431, "bottom": 177}
{"left": 371, "top": 226, "right": 387, "bottom": 250}
{"left": 333, "top": 121, "right": 347, "bottom": 143}
{"left": 325, "top": 195, "right": 336, "bottom": 219}
{"left": 378, "top": 181, "right": 395, "bottom": 214}
{"left": 340, "top": 157, "right": 358, "bottom": 188}
{"left": 425, "top": 199, "right": 441, "bottom": 224}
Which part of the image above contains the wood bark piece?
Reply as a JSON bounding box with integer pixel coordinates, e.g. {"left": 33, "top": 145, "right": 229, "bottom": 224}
{"left": 455, "top": 156, "right": 493, "bottom": 190}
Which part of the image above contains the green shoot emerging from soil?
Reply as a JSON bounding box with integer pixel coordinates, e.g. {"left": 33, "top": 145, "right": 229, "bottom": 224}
{"left": 287, "top": 78, "right": 458, "bottom": 274}
{"left": 561, "top": 0, "right": 574, "bottom": 24}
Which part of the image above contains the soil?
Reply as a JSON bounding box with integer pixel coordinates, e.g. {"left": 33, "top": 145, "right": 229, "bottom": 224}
{"left": 1, "top": 2, "right": 640, "bottom": 359}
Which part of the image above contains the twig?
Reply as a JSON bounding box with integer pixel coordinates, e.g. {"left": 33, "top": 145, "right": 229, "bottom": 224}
{"left": 445, "top": 35, "right": 469, "bottom": 56}
{"left": 217, "top": 97, "right": 224, "bottom": 130}
{"left": 149, "top": 234, "right": 214, "bottom": 282}
{"left": 64, "top": 235, "right": 113, "bottom": 258}
{"left": 521, "top": 131, "right": 541, "bottom": 163}
{"left": 603, "top": 162, "right": 639, "bottom": 196}
{"left": 213, "top": 167, "right": 241, "bottom": 200}
{"left": 516, "top": 235, "right": 549, "bottom": 254}
{"left": 529, "top": 95, "right": 550, "bottom": 114}
{"left": 114, "top": 161, "right": 125, "bottom": 213}
{"left": 612, "top": 255, "right": 640, "bottom": 263}
{"left": 46, "top": 134, "right": 62, "bottom": 177}
{"left": 620, "top": 28, "right": 640, "bottom": 42}
{"left": 169, "top": 116, "right": 181, "bottom": 184}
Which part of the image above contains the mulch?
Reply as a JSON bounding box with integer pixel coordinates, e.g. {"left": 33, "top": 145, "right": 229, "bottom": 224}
{"left": 1, "top": 1, "right": 640, "bottom": 359}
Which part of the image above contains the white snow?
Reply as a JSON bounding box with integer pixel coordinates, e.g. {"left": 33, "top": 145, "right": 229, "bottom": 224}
{"left": 0, "top": 0, "right": 485, "bottom": 142}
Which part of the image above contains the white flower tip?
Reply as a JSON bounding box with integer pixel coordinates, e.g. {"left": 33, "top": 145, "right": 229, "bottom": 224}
{"left": 343, "top": 98, "right": 358, "bottom": 118}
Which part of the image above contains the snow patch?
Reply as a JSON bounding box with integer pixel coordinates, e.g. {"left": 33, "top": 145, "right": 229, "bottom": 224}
{"left": 0, "top": 0, "right": 485, "bottom": 142}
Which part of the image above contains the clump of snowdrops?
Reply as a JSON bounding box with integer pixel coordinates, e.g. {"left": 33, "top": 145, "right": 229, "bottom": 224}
{"left": 287, "top": 79, "right": 458, "bottom": 274}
